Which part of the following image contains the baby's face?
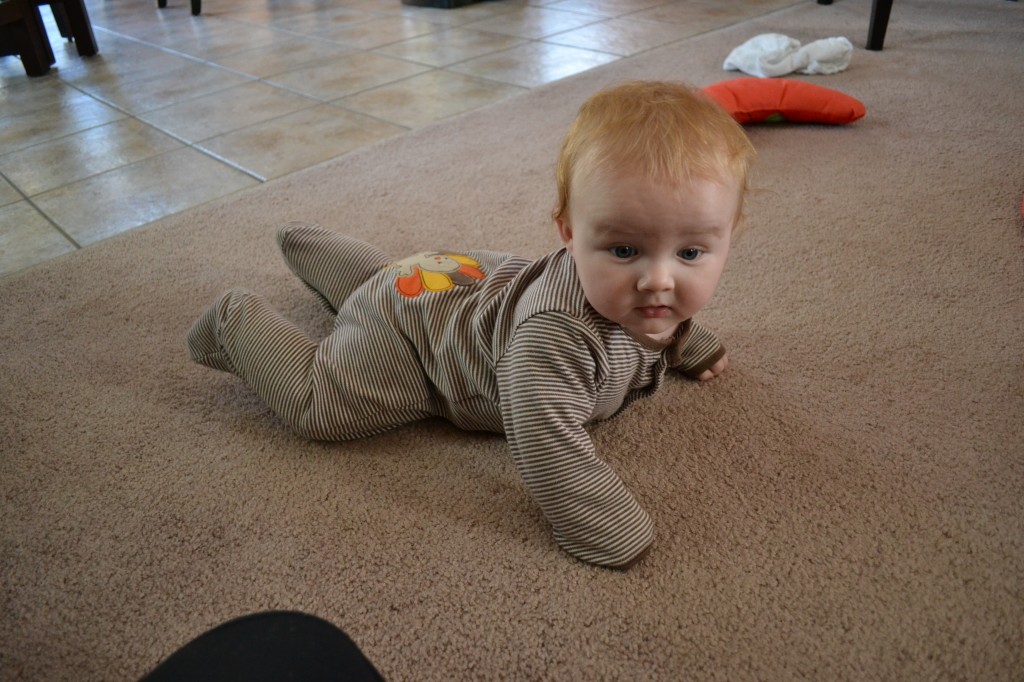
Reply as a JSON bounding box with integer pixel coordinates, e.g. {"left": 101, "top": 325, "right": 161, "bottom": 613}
{"left": 557, "top": 168, "right": 739, "bottom": 341}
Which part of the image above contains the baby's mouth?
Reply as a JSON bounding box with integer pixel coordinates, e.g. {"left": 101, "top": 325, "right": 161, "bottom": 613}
{"left": 638, "top": 305, "right": 672, "bottom": 318}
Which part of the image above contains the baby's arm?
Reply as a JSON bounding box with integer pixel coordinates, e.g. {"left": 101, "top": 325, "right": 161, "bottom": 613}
{"left": 669, "top": 320, "right": 727, "bottom": 381}
{"left": 695, "top": 353, "right": 728, "bottom": 381}
{"left": 496, "top": 316, "right": 654, "bottom": 568}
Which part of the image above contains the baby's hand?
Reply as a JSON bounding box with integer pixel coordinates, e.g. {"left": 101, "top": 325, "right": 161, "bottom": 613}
{"left": 695, "top": 353, "right": 728, "bottom": 382}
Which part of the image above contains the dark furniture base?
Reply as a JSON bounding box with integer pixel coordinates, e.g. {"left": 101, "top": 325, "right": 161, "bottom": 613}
{"left": 0, "top": 0, "right": 55, "bottom": 76}
{"left": 156, "top": 0, "right": 201, "bottom": 17}
{"left": 820, "top": 0, "right": 1018, "bottom": 51}
{"left": 38, "top": 0, "right": 96, "bottom": 55}
{"left": 817, "top": 0, "right": 894, "bottom": 51}
{"left": 401, "top": 0, "right": 482, "bottom": 7}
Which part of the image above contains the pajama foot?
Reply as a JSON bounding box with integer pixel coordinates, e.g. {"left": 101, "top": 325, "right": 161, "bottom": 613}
{"left": 277, "top": 222, "right": 392, "bottom": 314}
{"left": 277, "top": 222, "right": 336, "bottom": 313}
{"left": 187, "top": 290, "right": 242, "bottom": 374}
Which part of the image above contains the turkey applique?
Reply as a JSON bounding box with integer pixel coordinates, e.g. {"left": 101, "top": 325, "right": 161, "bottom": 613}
{"left": 392, "top": 252, "right": 486, "bottom": 298}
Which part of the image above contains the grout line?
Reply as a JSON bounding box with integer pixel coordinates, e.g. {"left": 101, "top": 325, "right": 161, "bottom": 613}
{"left": 0, "top": 169, "right": 82, "bottom": 250}
{"left": 186, "top": 144, "right": 268, "bottom": 182}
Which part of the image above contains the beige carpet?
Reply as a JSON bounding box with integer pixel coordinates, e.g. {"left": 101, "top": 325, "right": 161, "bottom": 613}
{"left": 3, "top": 0, "right": 1023, "bottom": 679}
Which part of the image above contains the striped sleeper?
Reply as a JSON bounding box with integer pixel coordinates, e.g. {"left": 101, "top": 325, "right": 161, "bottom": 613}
{"left": 188, "top": 223, "right": 724, "bottom": 568}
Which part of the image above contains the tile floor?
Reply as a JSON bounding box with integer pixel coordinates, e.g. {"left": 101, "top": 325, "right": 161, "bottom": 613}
{"left": 0, "top": 0, "right": 801, "bottom": 278}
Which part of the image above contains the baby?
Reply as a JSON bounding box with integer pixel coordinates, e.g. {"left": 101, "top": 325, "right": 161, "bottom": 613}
{"left": 187, "top": 80, "right": 755, "bottom": 569}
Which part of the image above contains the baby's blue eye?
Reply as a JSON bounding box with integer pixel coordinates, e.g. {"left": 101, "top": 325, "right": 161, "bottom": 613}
{"left": 680, "top": 248, "right": 701, "bottom": 261}
{"left": 611, "top": 246, "right": 636, "bottom": 259}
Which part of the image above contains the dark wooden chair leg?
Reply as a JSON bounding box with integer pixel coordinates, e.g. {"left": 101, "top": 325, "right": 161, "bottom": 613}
{"left": 866, "top": 0, "right": 894, "bottom": 51}
{"left": 49, "top": 1, "right": 71, "bottom": 38}
{"left": 50, "top": 0, "right": 97, "bottom": 56}
{"left": 818, "top": 0, "right": 895, "bottom": 51}
{"left": 12, "top": 24, "right": 51, "bottom": 74}
{"left": 0, "top": 0, "right": 54, "bottom": 76}
{"left": 155, "top": 0, "right": 202, "bottom": 15}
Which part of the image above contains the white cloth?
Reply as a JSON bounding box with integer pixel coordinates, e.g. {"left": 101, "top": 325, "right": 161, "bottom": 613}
{"left": 723, "top": 33, "right": 853, "bottom": 78}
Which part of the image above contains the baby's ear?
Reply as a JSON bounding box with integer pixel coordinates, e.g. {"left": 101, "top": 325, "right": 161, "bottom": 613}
{"left": 555, "top": 217, "right": 574, "bottom": 250}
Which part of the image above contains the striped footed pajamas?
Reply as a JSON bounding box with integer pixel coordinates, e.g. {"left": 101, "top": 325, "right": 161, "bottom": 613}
{"left": 188, "top": 223, "right": 725, "bottom": 568}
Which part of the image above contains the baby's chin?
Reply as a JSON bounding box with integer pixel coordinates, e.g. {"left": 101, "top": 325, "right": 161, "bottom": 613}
{"left": 645, "top": 325, "right": 681, "bottom": 342}
{"left": 624, "top": 320, "right": 682, "bottom": 342}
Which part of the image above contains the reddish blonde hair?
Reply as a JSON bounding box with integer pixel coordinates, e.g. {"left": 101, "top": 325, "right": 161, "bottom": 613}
{"left": 553, "top": 81, "right": 756, "bottom": 229}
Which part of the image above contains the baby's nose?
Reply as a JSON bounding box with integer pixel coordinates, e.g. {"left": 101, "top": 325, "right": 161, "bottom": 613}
{"left": 639, "top": 264, "right": 674, "bottom": 291}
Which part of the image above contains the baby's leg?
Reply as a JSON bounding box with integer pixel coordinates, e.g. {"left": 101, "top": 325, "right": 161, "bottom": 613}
{"left": 188, "top": 289, "right": 434, "bottom": 440}
{"left": 277, "top": 222, "right": 392, "bottom": 314}
{"left": 188, "top": 288, "right": 320, "bottom": 431}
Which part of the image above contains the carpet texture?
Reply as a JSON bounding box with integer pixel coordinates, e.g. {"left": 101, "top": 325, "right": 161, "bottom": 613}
{"left": 2, "top": 0, "right": 1022, "bottom": 679}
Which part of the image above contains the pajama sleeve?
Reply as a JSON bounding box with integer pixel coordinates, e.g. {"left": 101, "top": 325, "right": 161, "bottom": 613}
{"left": 496, "top": 314, "right": 654, "bottom": 568}
{"left": 668, "top": 320, "right": 725, "bottom": 379}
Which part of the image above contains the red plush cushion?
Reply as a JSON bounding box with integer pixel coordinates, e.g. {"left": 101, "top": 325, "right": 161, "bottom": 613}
{"left": 701, "top": 77, "right": 866, "bottom": 125}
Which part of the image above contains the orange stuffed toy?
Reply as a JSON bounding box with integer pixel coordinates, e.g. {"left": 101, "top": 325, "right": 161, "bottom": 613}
{"left": 701, "top": 77, "right": 866, "bottom": 125}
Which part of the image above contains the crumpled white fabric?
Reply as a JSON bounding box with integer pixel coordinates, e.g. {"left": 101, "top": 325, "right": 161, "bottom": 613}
{"left": 723, "top": 33, "right": 853, "bottom": 78}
